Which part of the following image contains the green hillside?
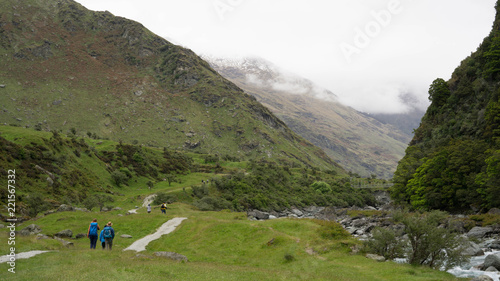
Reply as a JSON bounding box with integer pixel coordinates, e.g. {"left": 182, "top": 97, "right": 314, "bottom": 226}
{"left": 392, "top": 1, "right": 500, "bottom": 212}
{"left": 0, "top": 0, "right": 341, "bottom": 171}
{"left": 0, "top": 125, "right": 373, "bottom": 217}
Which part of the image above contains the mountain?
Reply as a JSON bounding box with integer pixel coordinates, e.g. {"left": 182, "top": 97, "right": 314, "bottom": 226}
{"left": 204, "top": 56, "right": 412, "bottom": 179}
{"left": 392, "top": 1, "right": 500, "bottom": 212}
{"left": 0, "top": 0, "right": 343, "bottom": 171}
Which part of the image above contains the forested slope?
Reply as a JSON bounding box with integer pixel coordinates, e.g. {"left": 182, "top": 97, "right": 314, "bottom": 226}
{"left": 392, "top": 1, "right": 500, "bottom": 212}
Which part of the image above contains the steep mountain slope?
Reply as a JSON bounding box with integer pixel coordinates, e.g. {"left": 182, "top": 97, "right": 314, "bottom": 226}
{"left": 204, "top": 56, "right": 411, "bottom": 178}
{"left": 0, "top": 0, "right": 342, "bottom": 171}
{"left": 392, "top": 1, "right": 500, "bottom": 211}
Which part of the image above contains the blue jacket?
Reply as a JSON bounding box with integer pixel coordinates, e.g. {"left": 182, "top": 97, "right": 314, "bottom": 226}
{"left": 99, "top": 229, "right": 105, "bottom": 243}
{"left": 102, "top": 226, "right": 115, "bottom": 239}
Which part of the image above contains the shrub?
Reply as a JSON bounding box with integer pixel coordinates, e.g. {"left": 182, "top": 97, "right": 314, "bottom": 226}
{"left": 111, "top": 170, "right": 128, "bottom": 187}
{"left": 364, "top": 227, "right": 405, "bottom": 260}
{"left": 393, "top": 210, "right": 468, "bottom": 269}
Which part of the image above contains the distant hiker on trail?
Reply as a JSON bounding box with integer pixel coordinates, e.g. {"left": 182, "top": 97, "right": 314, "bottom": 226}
{"left": 147, "top": 204, "right": 151, "bottom": 213}
{"left": 99, "top": 228, "right": 105, "bottom": 249}
{"left": 87, "top": 218, "right": 100, "bottom": 249}
{"left": 160, "top": 202, "right": 167, "bottom": 214}
{"left": 103, "top": 221, "right": 115, "bottom": 250}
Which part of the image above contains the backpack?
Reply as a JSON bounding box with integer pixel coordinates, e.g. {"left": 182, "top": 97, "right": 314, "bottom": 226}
{"left": 103, "top": 227, "right": 113, "bottom": 239}
{"left": 89, "top": 222, "right": 98, "bottom": 236}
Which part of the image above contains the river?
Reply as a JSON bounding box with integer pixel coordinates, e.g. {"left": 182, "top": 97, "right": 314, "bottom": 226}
{"left": 447, "top": 250, "right": 500, "bottom": 281}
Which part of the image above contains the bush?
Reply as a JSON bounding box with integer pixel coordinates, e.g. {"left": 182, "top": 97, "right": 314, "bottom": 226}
{"left": 111, "top": 170, "right": 128, "bottom": 187}
{"left": 153, "top": 192, "right": 177, "bottom": 205}
{"left": 24, "top": 193, "right": 51, "bottom": 217}
{"left": 364, "top": 227, "right": 405, "bottom": 260}
{"left": 394, "top": 211, "right": 467, "bottom": 269}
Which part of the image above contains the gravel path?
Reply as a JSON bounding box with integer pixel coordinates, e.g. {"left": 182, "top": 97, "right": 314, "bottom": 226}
{"left": 0, "top": 250, "right": 51, "bottom": 263}
{"left": 123, "top": 217, "right": 187, "bottom": 252}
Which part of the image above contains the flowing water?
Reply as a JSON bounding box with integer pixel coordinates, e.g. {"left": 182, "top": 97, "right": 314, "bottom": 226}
{"left": 447, "top": 250, "right": 500, "bottom": 281}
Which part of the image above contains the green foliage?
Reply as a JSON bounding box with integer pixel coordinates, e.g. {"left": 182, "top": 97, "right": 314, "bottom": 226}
{"left": 111, "top": 170, "right": 128, "bottom": 187}
{"left": 393, "top": 211, "right": 468, "bottom": 269}
{"left": 24, "top": 192, "right": 51, "bottom": 217}
{"left": 82, "top": 194, "right": 114, "bottom": 211}
{"left": 313, "top": 219, "right": 350, "bottom": 240}
{"left": 152, "top": 192, "right": 177, "bottom": 205}
{"left": 364, "top": 227, "right": 405, "bottom": 260}
{"left": 311, "top": 181, "right": 332, "bottom": 194}
{"left": 428, "top": 78, "right": 450, "bottom": 108}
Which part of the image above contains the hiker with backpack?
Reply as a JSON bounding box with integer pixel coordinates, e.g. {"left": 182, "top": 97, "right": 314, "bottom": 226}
{"left": 87, "top": 218, "right": 100, "bottom": 249}
{"left": 102, "top": 221, "right": 115, "bottom": 250}
{"left": 160, "top": 202, "right": 167, "bottom": 214}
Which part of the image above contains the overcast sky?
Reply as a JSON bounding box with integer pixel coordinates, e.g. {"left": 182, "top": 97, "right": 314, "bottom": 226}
{"left": 76, "top": 0, "right": 496, "bottom": 114}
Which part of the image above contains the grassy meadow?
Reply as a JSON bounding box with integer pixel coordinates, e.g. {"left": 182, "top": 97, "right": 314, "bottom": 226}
{"left": 0, "top": 202, "right": 464, "bottom": 280}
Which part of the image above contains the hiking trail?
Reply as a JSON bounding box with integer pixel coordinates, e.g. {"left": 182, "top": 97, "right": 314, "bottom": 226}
{"left": 124, "top": 217, "right": 187, "bottom": 252}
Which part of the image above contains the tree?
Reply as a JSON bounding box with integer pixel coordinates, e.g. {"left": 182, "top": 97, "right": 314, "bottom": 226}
{"left": 364, "top": 227, "right": 405, "bottom": 260}
{"left": 311, "top": 181, "right": 332, "bottom": 194}
{"left": 428, "top": 78, "right": 450, "bottom": 108}
{"left": 394, "top": 211, "right": 468, "bottom": 269}
{"left": 111, "top": 170, "right": 128, "bottom": 187}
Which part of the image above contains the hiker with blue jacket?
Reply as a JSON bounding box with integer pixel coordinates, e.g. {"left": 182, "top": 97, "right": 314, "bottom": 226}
{"left": 99, "top": 228, "right": 106, "bottom": 249}
{"left": 87, "top": 218, "right": 100, "bottom": 249}
{"left": 102, "top": 221, "right": 115, "bottom": 250}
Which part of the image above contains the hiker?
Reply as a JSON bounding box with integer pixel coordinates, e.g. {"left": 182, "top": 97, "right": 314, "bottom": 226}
{"left": 160, "top": 202, "right": 167, "bottom": 214}
{"left": 147, "top": 203, "right": 151, "bottom": 213}
{"left": 99, "top": 228, "right": 105, "bottom": 249}
{"left": 87, "top": 218, "right": 100, "bottom": 249}
{"left": 102, "top": 221, "right": 115, "bottom": 250}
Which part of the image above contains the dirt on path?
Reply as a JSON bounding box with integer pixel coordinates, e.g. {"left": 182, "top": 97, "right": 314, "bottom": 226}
{"left": 123, "top": 217, "right": 187, "bottom": 252}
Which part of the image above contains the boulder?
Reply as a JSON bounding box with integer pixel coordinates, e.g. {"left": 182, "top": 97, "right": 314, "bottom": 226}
{"left": 467, "top": 226, "right": 494, "bottom": 239}
{"left": 55, "top": 229, "right": 73, "bottom": 238}
{"left": 247, "top": 210, "right": 269, "bottom": 220}
{"left": 488, "top": 240, "right": 500, "bottom": 250}
{"left": 482, "top": 253, "right": 500, "bottom": 271}
{"left": 36, "top": 234, "right": 51, "bottom": 240}
{"left": 153, "top": 252, "right": 188, "bottom": 262}
{"left": 290, "top": 208, "right": 303, "bottom": 217}
{"left": 365, "top": 254, "right": 385, "bottom": 262}
{"left": 75, "top": 233, "right": 86, "bottom": 239}
{"left": 57, "top": 204, "right": 74, "bottom": 212}
{"left": 471, "top": 275, "right": 494, "bottom": 281}
{"left": 487, "top": 208, "right": 500, "bottom": 215}
{"left": 462, "top": 241, "right": 485, "bottom": 256}
{"left": 54, "top": 236, "right": 74, "bottom": 247}
{"left": 19, "top": 224, "right": 42, "bottom": 236}
{"left": 485, "top": 266, "right": 499, "bottom": 272}
{"left": 121, "top": 234, "right": 133, "bottom": 238}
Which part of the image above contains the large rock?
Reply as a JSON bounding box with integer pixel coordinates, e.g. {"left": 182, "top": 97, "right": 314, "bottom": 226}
{"left": 153, "top": 252, "right": 188, "bottom": 262}
{"left": 19, "top": 224, "right": 42, "bottom": 236}
{"left": 54, "top": 236, "right": 74, "bottom": 247}
{"left": 365, "top": 253, "right": 385, "bottom": 262}
{"left": 487, "top": 208, "right": 500, "bottom": 215}
{"left": 55, "top": 229, "right": 73, "bottom": 238}
{"left": 482, "top": 253, "right": 500, "bottom": 271}
{"left": 247, "top": 210, "right": 269, "bottom": 220}
{"left": 467, "top": 226, "right": 494, "bottom": 239}
{"left": 57, "top": 204, "right": 74, "bottom": 212}
{"left": 462, "top": 241, "right": 485, "bottom": 256}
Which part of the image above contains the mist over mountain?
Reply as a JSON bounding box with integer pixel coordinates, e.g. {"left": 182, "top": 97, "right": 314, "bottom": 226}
{"left": 205, "top": 56, "right": 412, "bottom": 178}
